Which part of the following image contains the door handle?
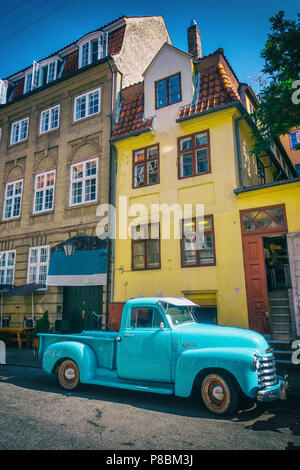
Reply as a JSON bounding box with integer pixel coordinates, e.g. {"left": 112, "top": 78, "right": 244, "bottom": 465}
{"left": 115, "top": 336, "right": 122, "bottom": 342}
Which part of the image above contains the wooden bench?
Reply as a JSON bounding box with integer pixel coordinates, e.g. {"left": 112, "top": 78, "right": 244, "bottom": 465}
{"left": 0, "top": 328, "right": 33, "bottom": 349}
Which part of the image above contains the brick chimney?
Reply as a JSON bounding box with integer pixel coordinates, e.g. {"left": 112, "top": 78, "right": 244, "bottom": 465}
{"left": 187, "top": 20, "right": 202, "bottom": 61}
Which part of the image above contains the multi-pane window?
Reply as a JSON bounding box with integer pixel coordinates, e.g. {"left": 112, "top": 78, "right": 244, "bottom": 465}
{"left": 47, "top": 61, "right": 57, "bottom": 83}
{"left": 133, "top": 145, "right": 159, "bottom": 188}
{"left": 0, "top": 250, "right": 16, "bottom": 285}
{"left": 33, "top": 170, "right": 56, "bottom": 213}
{"left": 40, "top": 105, "right": 60, "bottom": 134}
{"left": 178, "top": 130, "right": 210, "bottom": 178}
{"left": 70, "top": 158, "right": 98, "bottom": 206}
{"left": 74, "top": 88, "right": 101, "bottom": 121}
{"left": 3, "top": 179, "right": 23, "bottom": 220}
{"left": 289, "top": 130, "right": 300, "bottom": 150}
{"left": 132, "top": 223, "right": 160, "bottom": 270}
{"left": 27, "top": 246, "right": 50, "bottom": 286}
{"left": 79, "top": 34, "right": 108, "bottom": 68}
{"left": 181, "top": 215, "right": 215, "bottom": 267}
{"left": 10, "top": 118, "right": 29, "bottom": 144}
{"left": 155, "top": 73, "right": 181, "bottom": 109}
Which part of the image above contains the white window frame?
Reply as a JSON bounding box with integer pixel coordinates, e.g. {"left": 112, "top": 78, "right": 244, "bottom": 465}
{"left": 78, "top": 32, "right": 108, "bottom": 69}
{"left": 27, "top": 245, "right": 50, "bottom": 287}
{"left": 73, "top": 88, "right": 101, "bottom": 122}
{"left": 33, "top": 170, "right": 56, "bottom": 214}
{"left": 3, "top": 179, "right": 23, "bottom": 220}
{"left": 0, "top": 80, "right": 8, "bottom": 104}
{"left": 10, "top": 117, "right": 29, "bottom": 145}
{"left": 39, "top": 105, "right": 60, "bottom": 134}
{"left": 289, "top": 130, "right": 300, "bottom": 150}
{"left": 0, "top": 250, "right": 16, "bottom": 286}
{"left": 46, "top": 60, "right": 58, "bottom": 83}
{"left": 69, "top": 158, "right": 98, "bottom": 206}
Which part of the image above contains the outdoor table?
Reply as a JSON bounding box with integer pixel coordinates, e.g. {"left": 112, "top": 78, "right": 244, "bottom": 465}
{"left": 0, "top": 327, "right": 33, "bottom": 349}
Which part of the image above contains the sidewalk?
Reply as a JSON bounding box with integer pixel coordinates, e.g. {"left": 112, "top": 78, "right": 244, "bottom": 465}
{"left": 4, "top": 347, "right": 42, "bottom": 368}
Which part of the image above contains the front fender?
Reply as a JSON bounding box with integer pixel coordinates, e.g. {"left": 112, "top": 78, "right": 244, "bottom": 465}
{"left": 42, "top": 341, "right": 97, "bottom": 383}
{"left": 174, "top": 348, "right": 259, "bottom": 398}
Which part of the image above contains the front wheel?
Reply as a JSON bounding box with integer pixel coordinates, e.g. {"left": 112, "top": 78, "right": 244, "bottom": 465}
{"left": 200, "top": 372, "right": 239, "bottom": 416}
{"left": 58, "top": 359, "right": 80, "bottom": 391}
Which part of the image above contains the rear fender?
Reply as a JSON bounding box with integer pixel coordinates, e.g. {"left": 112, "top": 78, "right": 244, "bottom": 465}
{"left": 174, "top": 348, "right": 259, "bottom": 398}
{"left": 42, "top": 341, "right": 97, "bottom": 383}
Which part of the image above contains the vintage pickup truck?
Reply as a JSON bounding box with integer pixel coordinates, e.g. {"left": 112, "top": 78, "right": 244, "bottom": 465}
{"left": 38, "top": 297, "right": 287, "bottom": 415}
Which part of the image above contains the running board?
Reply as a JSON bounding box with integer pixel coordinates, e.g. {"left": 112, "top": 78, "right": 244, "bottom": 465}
{"left": 84, "top": 369, "right": 174, "bottom": 395}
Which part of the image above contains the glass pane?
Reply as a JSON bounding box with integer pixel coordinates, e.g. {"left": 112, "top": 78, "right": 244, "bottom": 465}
{"left": 180, "top": 137, "right": 192, "bottom": 151}
{"left": 200, "top": 234, "right": 214, "bottom": 265}
{"left": 133, "top": 242, "right": 145, "bottom": 269}
{"left": 134, "top": 164, "right": 145, "bottom": 187}
{"left": 147, "top": 160, "right": 158, "bottom": 184}
{"left": 183, "top": 239, "right": 197, "bottom": 265}
{"left": 85, "top": 178, "right": 96, "bottom": 201}
{"left": 243, "top": 208, "right": 285, "bottom": 232}
{"left": 195, "top": 132, "right": 208, "bottom": 146}
{"left": 169, "top": 74, "right": 181, "bottom": 104}
{"left": 156, "top": 79, "right": 167, "bottom": 108}
{"left": 180, "top": 152, "right": 193, "bottom": 177}
{"left": 147, "top": 147, "right": 158, "bottom": 159}
{"left": 196, "top": 148, "right": 208, "bottom": 174}
{"left": 88, "top": 91, "right": 99, "bottom": 115}
{"left": 130, "top": 307, "right": 153, "bottom": 328}
{"left": 146, "top": 240, "right": 159, "bottom": 268}
{"left": 134, "top": 150, "right": 145, "bottom": 163}
{"left": 149, "top": 222, "right": 159, "bottom": 239}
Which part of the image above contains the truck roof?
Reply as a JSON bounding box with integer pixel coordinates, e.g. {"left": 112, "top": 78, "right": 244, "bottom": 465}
{"left": 126, "top": 297, "right": 198, "bottom": 307}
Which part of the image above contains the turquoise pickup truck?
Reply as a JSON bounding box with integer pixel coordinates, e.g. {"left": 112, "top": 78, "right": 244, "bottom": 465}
{"left": 39, "top": 297, "right": 287, "bottom": 415}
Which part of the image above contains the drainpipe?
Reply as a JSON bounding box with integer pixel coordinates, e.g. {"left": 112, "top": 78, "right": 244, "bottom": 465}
{"left": 235, "top": 116, "right": 245, "bottom": 189}
{"left": 105, "top": 57, "right": 116, "bottom": 330}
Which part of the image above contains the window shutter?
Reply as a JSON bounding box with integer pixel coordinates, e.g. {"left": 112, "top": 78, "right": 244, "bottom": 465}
{"left": 0, "top": 80, "right": 7, "bottom": 104}
{"left": 32, "top": 61, "right": 41, "bottom": 89}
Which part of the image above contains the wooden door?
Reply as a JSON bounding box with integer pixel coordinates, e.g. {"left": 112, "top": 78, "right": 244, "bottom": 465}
{"left": 242, "top": 235, "right": 270, "bottom": 334}
{"left": 63, "top": 286, "right": 103, "bottom": 332}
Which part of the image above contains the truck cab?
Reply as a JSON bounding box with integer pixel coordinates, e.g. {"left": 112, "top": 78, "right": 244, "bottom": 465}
{"left": 38, "top": 297, "right": 287, "bottom": 415}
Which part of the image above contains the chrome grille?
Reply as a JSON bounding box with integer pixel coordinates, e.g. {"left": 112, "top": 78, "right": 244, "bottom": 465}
{"left": 257, "top": 355, "right": 278, "bottom": 390}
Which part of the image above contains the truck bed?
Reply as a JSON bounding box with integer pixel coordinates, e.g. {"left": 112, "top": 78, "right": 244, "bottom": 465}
{"left": 38, "top": 330, "right": 118, "bottom": 370}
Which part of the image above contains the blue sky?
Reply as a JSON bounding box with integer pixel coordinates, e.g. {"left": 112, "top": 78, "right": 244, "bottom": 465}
{"left": 0, "top": 0, "right": 299, "bottom": 93}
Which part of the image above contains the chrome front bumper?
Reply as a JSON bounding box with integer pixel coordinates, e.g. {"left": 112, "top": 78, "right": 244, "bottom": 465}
{"left": 257, "top": 376, "right": 288, "bottom": 402}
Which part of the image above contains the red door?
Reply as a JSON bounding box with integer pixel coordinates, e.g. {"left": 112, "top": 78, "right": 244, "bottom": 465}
{"left": 242, "top": 235, "right": 270, "bottom": 334}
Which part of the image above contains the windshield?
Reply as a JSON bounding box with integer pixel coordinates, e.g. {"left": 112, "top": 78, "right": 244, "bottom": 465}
{"left": 163, "top": 305, "right": 196, "bottom": 326}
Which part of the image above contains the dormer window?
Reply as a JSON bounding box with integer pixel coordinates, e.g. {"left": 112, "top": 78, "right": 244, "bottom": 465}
{"left": 78, "top": 32, "right": 108, "bottom": 69}
{"left": 23, "top": 58, "right": 60, "bottom": 94}
{"left": 155, "top": 72, "right": 181, "bottom": 109}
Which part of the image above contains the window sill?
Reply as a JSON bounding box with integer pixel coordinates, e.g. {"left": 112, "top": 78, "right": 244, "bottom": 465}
{"left": 66, "top": 200, "right": 99, "bottom": 210}
{"left": 1, "top": 216, "right": 21, "bottom": 223}
{"left": 72, "top": 111, "right": 101, "bottom": 124}
{"left": 30, "top": 210, "right": 54, "bottom": 217}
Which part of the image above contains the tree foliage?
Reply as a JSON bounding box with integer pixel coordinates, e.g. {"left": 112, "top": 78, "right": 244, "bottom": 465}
{"left": 251, "top": 11, "right": 300, "bottom": 155}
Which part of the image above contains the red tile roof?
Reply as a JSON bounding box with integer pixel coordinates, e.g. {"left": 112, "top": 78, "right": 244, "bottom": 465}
{"left": 111, "top": 82, "right": 153, "bottom": 140}
{"left": 177, "top": 62, "right": 240, "bottom": 120}
{"left": 61, "top": 50, "right": 79, "bottom": 78}
{"left": 111, "top": 50, "right": 242, "bottom": 140}
{"left": 108, "top": 26, "right": 126, "bottom": 55}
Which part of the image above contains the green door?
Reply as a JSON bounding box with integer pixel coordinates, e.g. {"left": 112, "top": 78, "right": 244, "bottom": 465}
{"left": 63, "top": 286, "right": 103, "bottom": 332}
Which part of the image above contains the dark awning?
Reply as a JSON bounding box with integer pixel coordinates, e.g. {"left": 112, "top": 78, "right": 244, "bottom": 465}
{"left": 3, "top": 283, "right": 45, "bottom": 297}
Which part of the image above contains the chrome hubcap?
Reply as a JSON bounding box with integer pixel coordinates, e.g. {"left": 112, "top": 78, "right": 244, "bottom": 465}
{"left": 210, "top": 384, "right": 225, "bottom": 403}
{"left": 64, "top": 367, "right": 76, "bottom": 381}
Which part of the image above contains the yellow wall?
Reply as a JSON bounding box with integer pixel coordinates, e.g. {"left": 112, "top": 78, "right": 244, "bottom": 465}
{"left": 113, "top": 107, "right": 251, "bottom": 329}
{"left": 236, "top": 180, "right": 300, "bottom": 234}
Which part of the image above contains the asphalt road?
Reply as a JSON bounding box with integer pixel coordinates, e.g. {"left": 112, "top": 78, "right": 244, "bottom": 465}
{"left": 0, "top": 365, "right": 300, "bottom": 451}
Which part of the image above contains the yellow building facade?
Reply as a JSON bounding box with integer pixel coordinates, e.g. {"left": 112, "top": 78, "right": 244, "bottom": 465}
{"left": 110, "top": 35, "right": 299, "bottom": 345}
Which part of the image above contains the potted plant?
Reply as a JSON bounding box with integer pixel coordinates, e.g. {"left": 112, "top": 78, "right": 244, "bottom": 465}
{"left": 32, "top": 311, "right": 50, "bottom": 351}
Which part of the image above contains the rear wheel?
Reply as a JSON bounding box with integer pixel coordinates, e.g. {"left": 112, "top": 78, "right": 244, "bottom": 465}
{"left": 58, "top": 359, "right": 80, "bottom": 391}
{"left": 200, "top": 372, "right": 239, "bottom": 416}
